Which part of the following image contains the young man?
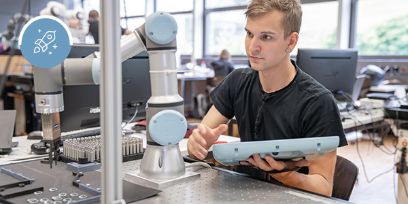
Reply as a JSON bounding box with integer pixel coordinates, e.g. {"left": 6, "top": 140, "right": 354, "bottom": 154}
{"left": 187, "top": 0, "right": 347, "bottom": 197}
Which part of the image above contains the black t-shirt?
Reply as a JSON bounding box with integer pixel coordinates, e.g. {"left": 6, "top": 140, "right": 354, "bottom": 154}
{"left": 210, "top": 60, "right": 347, "bottom": 147}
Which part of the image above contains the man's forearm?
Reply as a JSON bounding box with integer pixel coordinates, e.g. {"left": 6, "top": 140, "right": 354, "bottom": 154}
{"left": 270, "top": 171, "right": 333, "bottom": 197}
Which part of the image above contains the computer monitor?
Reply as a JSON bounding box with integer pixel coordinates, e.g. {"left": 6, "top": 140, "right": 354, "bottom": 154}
{"left": 296, "top": 49, "right": 358, "bottom": 102}
{"left": 60, "top": 44, "right": 151, "bottom": 132}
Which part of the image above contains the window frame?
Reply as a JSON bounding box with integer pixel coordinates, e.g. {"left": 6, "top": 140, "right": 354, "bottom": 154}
{"left": 203, "top": 0, "right": 349, "bottom": 59}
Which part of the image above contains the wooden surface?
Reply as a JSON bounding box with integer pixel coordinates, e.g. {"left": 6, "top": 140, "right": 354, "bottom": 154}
{"left": 0, "top": 55, "right": 32, "bottom": 75}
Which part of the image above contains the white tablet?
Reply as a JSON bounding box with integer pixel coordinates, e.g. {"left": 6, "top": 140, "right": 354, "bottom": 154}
{"left": 213, "top": 136, "right": 339, "bottom": 166}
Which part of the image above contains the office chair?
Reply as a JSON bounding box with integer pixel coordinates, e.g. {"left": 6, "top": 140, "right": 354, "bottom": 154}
{"left": 332, "top": 155, "right": 359, "bottom": 201}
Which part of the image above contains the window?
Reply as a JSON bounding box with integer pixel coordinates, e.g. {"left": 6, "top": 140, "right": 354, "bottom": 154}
{"left": 206, "top": 10, "right": 246, "bottom": 55}
{"left": 206, "top": 0, "right": 248, "bottom": 9}
{"left": 121, "top": 0, "right": 146, "bottom": 30}
{"left": 204, "top": 1, "right": 339, "bottom": 56}
{"left": 120, "top": 0, "right": 126, "bottom": 17}
{"left": 356, "top": 0, "right": 408, "bottom": 55}
{"left": 123, "top": 0, "right": 145, "bottom": 17}
{"left": 120, "top": 19, "right": 127, "bottom": 30}
{"left": 173, "top": 14, "right": 193, "bottom": 55}
{"left": 296, "top": 1, "right": 338, "bottom": 51}
{"left": 125, "top": 17, "right": 145, "bottom": 31}
{"left": 204, "top": 1, "right": 248, "bottom": 56}
{"left": 155, "top": 0, "right": 194, "bottom": 55}
{"left": 82, "top": 0, "right": 99, "bottom": 12}
{"left": 156, "top": 0, "right": 193, "bottom": 12}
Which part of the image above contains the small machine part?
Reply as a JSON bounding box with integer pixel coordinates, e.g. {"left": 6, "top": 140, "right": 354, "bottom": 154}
{"left": 0, "top": 167, "right": 42, "bottom": 199}
{"left": 51, "top": 196, "right": 63, "bottom": 201}
{"left": 70, "top": 193, "right": 78, "bottom": 197}
{"left": 62, "top": 135, "right": 143, "bottom": 163}
{"left": 58, "top": 192, "right": 67, "bottom": 197}
{"left": 33, "top": 191, "right": 43, "bottom": 195}
{"left": 48, "top": 188, "right": 58, "bottom": 192}
{"left": 0, "top": 185, "right": 44, "bottom": 199}
{"left": 38, "top": 113, "right": 62, "bottom": 168}
{"left": 30, "top": 141, "right": 47, "bottom": 155}
{"left": 0, "top": 168, "right": 43, "bottom": 199}
{"left": 61, "top": 127, "right": 101, "bottom": 140}
{"left": 0, "top": 168, "right": 34, "bottom": 189}
{"left": 68, "top": 163, "right": 102, "bottom": 204}
{"left": 72, "top": 180, "right": 100, "bottom": 196}
{"left": 66, "top": 162, "right": 101, "bottom": 174}
{"left": 26, "top": 198, "right": 39, "bottom": 203}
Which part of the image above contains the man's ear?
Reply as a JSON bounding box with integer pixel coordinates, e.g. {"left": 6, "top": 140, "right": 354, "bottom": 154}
{"left": 287, "top": 32, "right": 299, "bottom": 52}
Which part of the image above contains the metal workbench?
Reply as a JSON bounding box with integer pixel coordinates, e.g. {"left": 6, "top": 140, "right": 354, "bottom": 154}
{"left": 1, "top": 152, "right": 350, "bottom": 203}
{"left": 123, "top": 160, "right": 350, "bottom": 204}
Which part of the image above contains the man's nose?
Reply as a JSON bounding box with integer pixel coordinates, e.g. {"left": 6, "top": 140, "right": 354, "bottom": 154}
{"left": 248, "top": 38, "right": 261, "bottom": 55}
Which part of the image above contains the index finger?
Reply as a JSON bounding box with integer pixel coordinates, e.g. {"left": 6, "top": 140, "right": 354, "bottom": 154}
{"left": 263, "top": 155, "right": 286, "bottom": 171}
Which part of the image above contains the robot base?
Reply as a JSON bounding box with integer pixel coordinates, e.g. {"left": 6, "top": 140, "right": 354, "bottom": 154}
{"left": 124, "top": 168, "right": 199, "bottom": 190}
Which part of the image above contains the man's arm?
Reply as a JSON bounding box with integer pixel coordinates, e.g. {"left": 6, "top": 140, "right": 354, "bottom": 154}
{"left": 269, "top": 150, "right": 337, "bottom": 196}
{"left": 201, "top": 105, "right": 229, "bottom": 128}
{"left": 187, "top": 105, "right": 229, "bottom": 160}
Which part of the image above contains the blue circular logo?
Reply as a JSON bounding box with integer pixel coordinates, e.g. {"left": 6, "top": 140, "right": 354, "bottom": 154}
{"left": 19, "top": 16, "right": 72, "bottom": 69}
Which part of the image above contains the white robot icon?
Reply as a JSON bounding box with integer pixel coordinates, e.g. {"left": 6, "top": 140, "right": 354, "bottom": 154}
{"left": 34, "top": 30, "right": 56, "bottom": 53}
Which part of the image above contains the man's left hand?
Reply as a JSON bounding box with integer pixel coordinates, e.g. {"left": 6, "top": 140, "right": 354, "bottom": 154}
{"left": 240, "top": 154, "right": 309, "bottom": 172}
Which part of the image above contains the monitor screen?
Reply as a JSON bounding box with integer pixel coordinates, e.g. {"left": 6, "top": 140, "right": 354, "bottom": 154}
{"left": 296, "top": 49, "right": 358, "bottom": 102}
{"left": 60, "top": 44, "right": 151, "bottom": 132}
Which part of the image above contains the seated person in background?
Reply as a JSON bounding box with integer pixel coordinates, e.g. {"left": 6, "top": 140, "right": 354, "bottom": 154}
{"left": 187, "top": 0, "right": 347, "bottom": 197}
{"left": 88, "top": 10, "right": 132, "bottom": 44}
{"left": 68, "top": 18, "right": 86, "bottom": 43}
{"left": 209, "top": 49, "right": 235, "bottom": 86}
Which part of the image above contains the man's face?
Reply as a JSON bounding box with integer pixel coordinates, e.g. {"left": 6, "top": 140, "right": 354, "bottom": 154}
{"left": 245, "top": 11, "right": 291, "bottom": 71}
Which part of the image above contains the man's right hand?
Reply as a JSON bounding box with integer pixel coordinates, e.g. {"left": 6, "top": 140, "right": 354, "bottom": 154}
{"left": 187, "top": 124, "right": 228, "bottom": 160}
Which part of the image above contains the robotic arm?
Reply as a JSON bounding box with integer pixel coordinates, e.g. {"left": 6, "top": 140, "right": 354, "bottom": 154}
{"left": 33, "top": 12, "right": 188, "bottom": 179}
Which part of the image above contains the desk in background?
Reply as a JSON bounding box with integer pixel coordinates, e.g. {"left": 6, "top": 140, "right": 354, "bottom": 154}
{"left": 177, "top": 68, "right": 214, "bottom": 116}
{"left": 0, "top": 55, "right": 32, "bottom": 75}
{"left": 341, "top": 98, "right": 385, "bottom": 131}
{"left": 0, "top": 136, "right": 45, "bottom": 166}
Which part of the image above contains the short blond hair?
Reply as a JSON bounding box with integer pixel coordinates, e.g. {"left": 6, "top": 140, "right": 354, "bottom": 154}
{"left": 245, "top": 0, "right": 302, "bottom": 38}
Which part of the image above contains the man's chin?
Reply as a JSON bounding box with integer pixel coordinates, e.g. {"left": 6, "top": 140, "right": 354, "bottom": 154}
{"left": 250, "top": 64, "right": 262, "bottom": 71}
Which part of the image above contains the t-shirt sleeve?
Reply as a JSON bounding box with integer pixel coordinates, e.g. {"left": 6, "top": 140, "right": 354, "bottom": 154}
{"left": 301, "top": 93, "right": 348, "bottom": 147}
{"left": 210, "top": 69, "right": 241, "bottom": 119}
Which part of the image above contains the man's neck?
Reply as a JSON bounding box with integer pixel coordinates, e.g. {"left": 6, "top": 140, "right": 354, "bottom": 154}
{"left": 258, "top": 59, "right": 297, "bottom": 93}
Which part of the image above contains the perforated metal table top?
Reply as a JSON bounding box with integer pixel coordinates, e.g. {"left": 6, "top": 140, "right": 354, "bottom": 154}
{"left": 123, "top": 160, "right": 350, "bottom": 204}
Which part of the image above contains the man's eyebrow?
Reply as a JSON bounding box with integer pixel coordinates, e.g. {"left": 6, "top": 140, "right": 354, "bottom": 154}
{"left": 260, "top": 31, "right": 277, "bottom": 35}
{"left": 244, "top": 28, "right": 277, "bottom": 35}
